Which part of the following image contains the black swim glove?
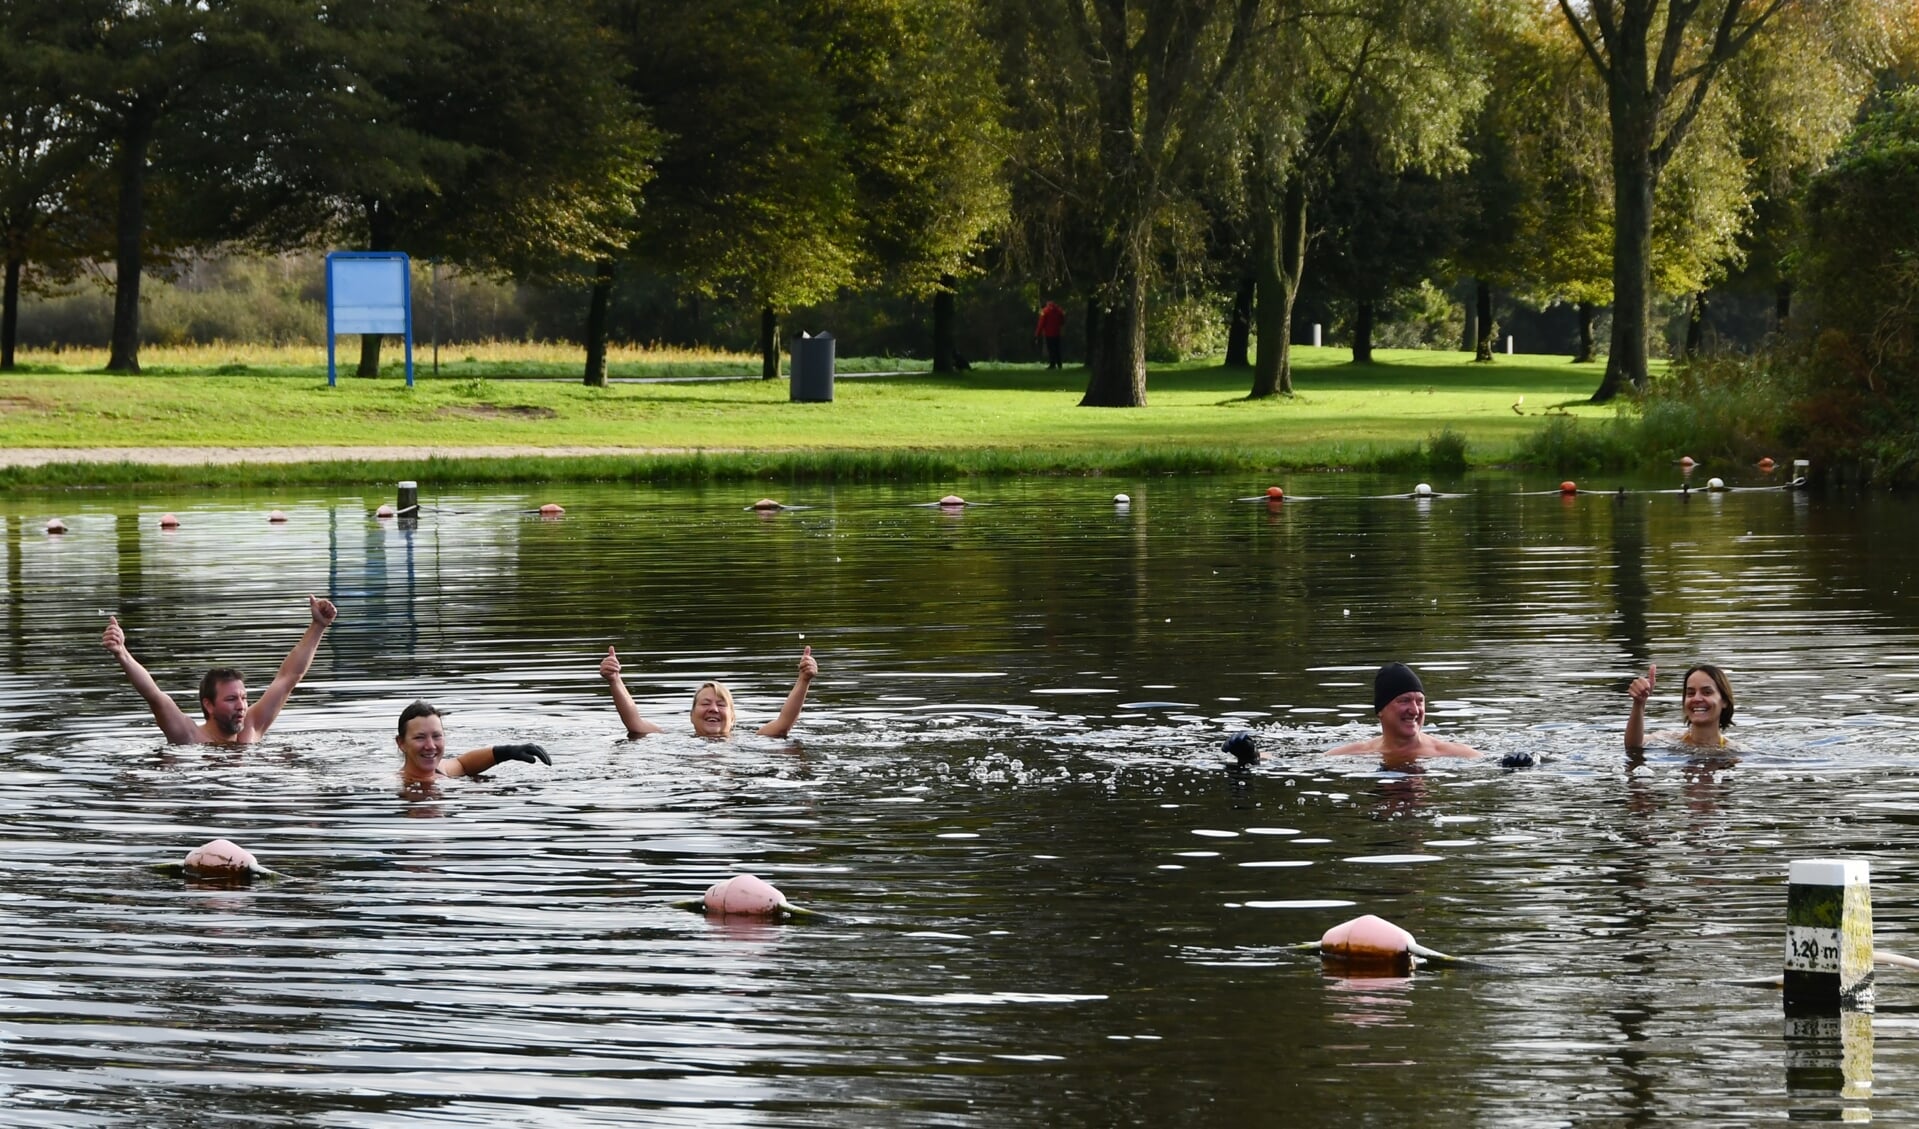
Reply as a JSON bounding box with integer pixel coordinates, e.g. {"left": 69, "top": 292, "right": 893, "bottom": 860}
{"left": 492, "top": 743, "right": 551, "bottom": 765}
{"left": 1498, "top": 751, "right": 1538, "bottom": 769}
{"left": 1223, "top": 732, "right": 1258, "bottom": 766}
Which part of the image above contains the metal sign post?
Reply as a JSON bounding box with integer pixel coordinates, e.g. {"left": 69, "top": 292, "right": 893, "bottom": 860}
{"left": 325, "top": 252, "right": 415, "bottom": 387}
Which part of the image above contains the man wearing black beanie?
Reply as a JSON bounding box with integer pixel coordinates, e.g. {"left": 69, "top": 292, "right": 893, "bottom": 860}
{"left": 1328, "top": 662, "right": 1481, "bottom": 761}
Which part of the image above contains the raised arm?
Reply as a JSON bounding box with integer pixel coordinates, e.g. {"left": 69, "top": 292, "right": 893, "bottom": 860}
{"left": 244, "top": 596, "right": 336, "bottom": 737}
{"left": 600, "top": 646, "right": 662, "bottom": 736}
{"left": 443, "top": 743, "right": 550, "bottom": 778}
{"left": 757, "top": 646, "right": 817, "bottom": 738}
{"left": 102, "top": 615, "right": 198, "bottom": 744}
{"left": 1625, "top": 663, "right": 1656, "bottom": 750}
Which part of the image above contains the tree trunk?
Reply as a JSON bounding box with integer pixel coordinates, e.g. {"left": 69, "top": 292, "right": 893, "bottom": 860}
{"left": 759, "top": 305, "right": 780, "bottom": 380}
{"left": 1, "top": 255, "right": 19, "bottom": 371}
{"left": 582, "top": 258, "right": 614, "bottom": 387}
{"left": 1079, "top": 263, "right": 1147, "bottom": 406}
{"left": 1082, "top": 298, "right": 1099, "bottom": 375}
{"left": 932, "top": 276, "right": 957, "bottom": 373}
{"left": 1774, "top": 280, "right": 1791, "bottom": 334}
{"left": 1574, "top": 300, "right": 1597, "bottom": 363}
{"left": 1595, "top": 51, "right": 1658, "bottom": 402}
{"left": 106, "top": 105, "right": 156, "bottom": 374}
{"left": 1474, "top": 280, "right": 1496, "bottom": 362}
{"left": 1223, "top": 274, "right": 1253, "bottom": 367}
{"left": 1683, "top": 290, "right": 1708, "bottom": 359}
{"left": 1351, "top": 300, "right": 1374, "bottom": 364}
{"left": 355, "top": 202, "right": 397, "bottom": 377}
{"left": 1251, "top": 172, "right": 1306, "bottom": 398}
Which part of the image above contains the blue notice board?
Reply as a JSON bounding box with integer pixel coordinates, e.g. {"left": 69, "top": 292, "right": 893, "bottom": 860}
{"left": 326, "top": 252, "right": 414, "bottom": 386}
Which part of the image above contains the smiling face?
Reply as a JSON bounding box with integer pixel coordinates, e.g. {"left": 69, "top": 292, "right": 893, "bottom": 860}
{"left": 200, "top": 678, "right": 249, "bottom": 737}
{"left": 1378, "top": 691, "right": 1426, "bottom": 740}
{"left": 1682, "top": 666, "right": 1734, "bottom": 730}
{"left": 690, "top": 682, "right": 736, "bottom": 737}
{"left": 396, "top": 714, "right": 448, "bottom": 779}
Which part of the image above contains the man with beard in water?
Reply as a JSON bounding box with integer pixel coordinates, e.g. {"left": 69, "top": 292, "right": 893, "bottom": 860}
{"left": 1327, "top": 662, "right": 1481, "bottom": 762}
{"left": 101, "top": 595, "right": 337, "bottom": 744}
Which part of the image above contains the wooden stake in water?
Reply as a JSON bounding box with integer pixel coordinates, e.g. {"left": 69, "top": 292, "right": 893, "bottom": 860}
{"left": 1784, "top": 859, "right": 1874, "bottom": 1009}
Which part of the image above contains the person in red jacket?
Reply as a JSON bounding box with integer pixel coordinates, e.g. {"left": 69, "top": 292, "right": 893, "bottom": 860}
{"left": 1034, "top": 300, "right": 1066, "bottom": 369}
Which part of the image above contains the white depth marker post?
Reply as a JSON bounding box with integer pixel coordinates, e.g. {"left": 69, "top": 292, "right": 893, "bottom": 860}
{"left": 1785, "top": 859, "right": 1874, "bottom": 1010}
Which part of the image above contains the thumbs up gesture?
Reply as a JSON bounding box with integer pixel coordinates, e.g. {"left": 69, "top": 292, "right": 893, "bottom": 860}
{"left": 102, "top": 614, "right": 127, "bottom": 656}
{"left": 599, "top": 645, "right": 623, "bottom": 682}
{"left": 797, "top": 644, "right": 817, "bottom": 682}
{"left": 1628, "top": 663, "right": 1656, "bottom": 706}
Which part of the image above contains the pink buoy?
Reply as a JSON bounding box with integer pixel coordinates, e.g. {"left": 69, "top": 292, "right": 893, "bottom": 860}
{"left": 538, "top": 503, "right": 565, "bottom": 516}
{"left": 375, "top": 504, "right": 395, "bottom": 518}
{"left": 1678, "top": 455, "right": 1696, "bottom": 468}
{"left": 703, "top": 873, "right": 789, "bottom": 916}
{"left": 752, "top": 498, "right": 781, "bottom": 511}
{"left": 1319, "top": 914, "right": 1419, "bottom": 974}
{"left": 938, "top": 495, "right": 966, "bottom": 507}
{"left": 158, "top": 512, "right": 179, "bottom": 529}
{"left": 267, "top": 510, "right": 288, "bottom": 523}
{"left": 44, "top": 517, "right": 67, "bottom": 534}
{"left": 183, "top": 838, "right": 260, "bottom": 877}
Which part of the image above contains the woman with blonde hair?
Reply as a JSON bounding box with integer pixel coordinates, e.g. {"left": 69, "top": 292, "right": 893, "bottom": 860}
{"left": 599, "top": 645, "right": 817, "bottom": 738}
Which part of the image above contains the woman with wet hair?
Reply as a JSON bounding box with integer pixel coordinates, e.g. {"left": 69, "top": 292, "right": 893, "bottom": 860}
{"left": 598, "top": 645, "right": 817, "bottom": 738}
{"left": 1625, "top": 662, "right": 1740, "bottom": 750}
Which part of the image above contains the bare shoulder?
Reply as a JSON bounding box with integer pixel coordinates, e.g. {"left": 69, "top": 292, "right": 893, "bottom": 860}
{"left": 1326, "top": 737, "right": 1382, "bottom": 756}
{"left": 1427, "top": 737, "right": 1482, "bottom": 759}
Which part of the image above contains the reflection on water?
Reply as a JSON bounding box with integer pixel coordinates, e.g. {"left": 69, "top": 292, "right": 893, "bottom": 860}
{"left": 6, "top": 476, "right": 1919, "bottom": 1123}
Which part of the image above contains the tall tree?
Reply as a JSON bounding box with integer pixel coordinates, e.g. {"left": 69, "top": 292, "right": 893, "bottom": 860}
{"left": 297, "top": 0, "right": 651, "bottom": 378}
{"left": 1238, "top": 0, "right": 1487, "bottom": 396}
{"left": 0, "top": 0, "right": 109, "bottom": 369}
{"left": 999, "top": 0, "right": 1264, "bottom": 407}
{"left": 75, "top": 0, "right": 322, "bottom": 373}
{"left": 1556, "top": 0, "right": 1889, "bottom": 401}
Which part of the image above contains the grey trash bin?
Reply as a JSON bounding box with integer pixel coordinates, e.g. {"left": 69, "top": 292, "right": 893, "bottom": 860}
{"left": 790, "top": 332, "right": 835, "bottom": 402}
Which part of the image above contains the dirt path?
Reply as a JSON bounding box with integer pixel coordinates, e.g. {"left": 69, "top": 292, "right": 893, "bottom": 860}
{"left": 0, "top": 445, "right": 724, "bottom": 468}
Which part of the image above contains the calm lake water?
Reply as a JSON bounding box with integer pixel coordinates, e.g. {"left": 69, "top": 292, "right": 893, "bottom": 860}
{"left": 6, "top": 473, "right": 1919, "bottom": 1125}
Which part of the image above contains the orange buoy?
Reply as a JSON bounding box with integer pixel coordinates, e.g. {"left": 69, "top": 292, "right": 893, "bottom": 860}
{"left": 538, "top": 503, "right": 565, "bottom": 516}
{"left": 267, "top": 510, "right": 288, "bottom": 523}
{"left": 158, "top": 512, "right": 180, "bottom": 528}
{"left": 183, "top": 838, "right": 261, "bottom": 877}
{"left": 938, "top": 495, "right": 966, "bottom": 506}
{"left": 1559, "top": 481, "right": 1577, "bottom": 495}
{"left": 1319, "top": 913, "right": 1418, "bottom": 975}
{"left": 1678, "top": 456, "right": 1696, "bottom": 468}
{"left": 1266, "top": 485, "right": 1284, "bottom": 499}
{"left": 703, "top": 873, "right": 790, "bottom": 916}
{"left": 1758, "top": 457, "right": 1776, "bottom": 472}
{"left": 44, "top": 517, "right": 67, "bottom": 534}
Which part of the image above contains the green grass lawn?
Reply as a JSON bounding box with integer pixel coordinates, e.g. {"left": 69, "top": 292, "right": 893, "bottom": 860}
{"left": 0, "top": 348, "right": 1624, "bottom": 466}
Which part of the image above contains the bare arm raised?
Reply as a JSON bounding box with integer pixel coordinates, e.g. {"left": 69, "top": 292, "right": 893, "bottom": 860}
{"left": 243, "top": 596, "right": 337, "bottom": 738}
{"left": 757, "top": 646, "right": 817, "bottom": 738}
{"left": 1625, "top": 663, "right": 1655, "bottom": 750}
{"left": 600, "top": 646, "right": 663, "bottom": 736}
{"left": 102, "top": 614, "right": 198, "bottom": 744}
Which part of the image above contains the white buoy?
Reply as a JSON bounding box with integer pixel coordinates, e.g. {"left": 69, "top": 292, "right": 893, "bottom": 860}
{"left": 1707, "top": 477, "right": 1726, "bottom": 491}
{"left": 1113, "top": 493, "right": 1130, "bottom": 505}
{"left": 1785, "top": 859, "right": 1874, "bottom": 1009}
{"left": 44, "top": 517, "right": 66, "bottom": 534}
{"left": 1412, "top": 483, "right": 1433, "bottom": 497}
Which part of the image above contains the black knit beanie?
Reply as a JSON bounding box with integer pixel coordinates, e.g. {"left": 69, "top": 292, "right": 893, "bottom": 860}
{"left": 1373, "top": 663, "right": 1424, "bottom": 711}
